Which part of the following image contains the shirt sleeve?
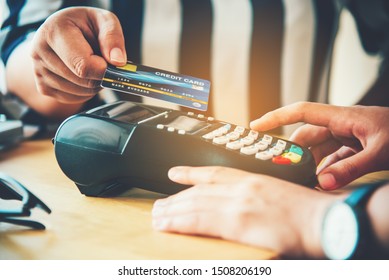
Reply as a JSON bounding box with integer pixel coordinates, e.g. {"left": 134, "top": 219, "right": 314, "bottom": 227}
{"left": 0, "top": 0, "right": 104, "bottom": 134}
{"left": 0, "top": 0, "right": 64, "bottom": 96}
{"left": 0, "top": 0, "right": 65, "bottom": 65}
{"left": 0, "top": 0, "right": 102, "bottom": 91}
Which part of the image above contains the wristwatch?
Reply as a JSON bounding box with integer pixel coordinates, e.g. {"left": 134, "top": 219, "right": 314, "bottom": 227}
{"left": 321, "top": 181, "right": 387, "bottom": 260}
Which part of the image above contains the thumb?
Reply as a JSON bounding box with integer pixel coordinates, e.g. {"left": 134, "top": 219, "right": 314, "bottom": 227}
{"left": 91, "top": 10, "right": 127, "bottom": 65}
{"left": 318, "top": 150, "right": 375, "bottom": 190}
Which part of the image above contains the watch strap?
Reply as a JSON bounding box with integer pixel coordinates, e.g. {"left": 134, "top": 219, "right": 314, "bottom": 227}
{"left": 344, "top": 180, "right": 388, "bottom": 259}
{"left": 345, "top": 181, "right": 388, "bottom": 207}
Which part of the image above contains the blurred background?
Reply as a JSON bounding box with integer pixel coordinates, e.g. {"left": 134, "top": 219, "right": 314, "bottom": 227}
{"left": 0, "top": 2, "right": 382, "bottom": 122}
{"left": 329, "top": 8, "right": 381, "bottom": 106}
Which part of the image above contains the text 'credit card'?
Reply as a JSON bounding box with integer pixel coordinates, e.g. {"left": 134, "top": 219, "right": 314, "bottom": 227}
{"left": 101, "top": 62, "right": 210, "bottom": 111}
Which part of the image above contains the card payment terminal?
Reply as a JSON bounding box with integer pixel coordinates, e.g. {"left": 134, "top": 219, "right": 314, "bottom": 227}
{"left": 54, "top": 101, "right": 317, "bottom": 196}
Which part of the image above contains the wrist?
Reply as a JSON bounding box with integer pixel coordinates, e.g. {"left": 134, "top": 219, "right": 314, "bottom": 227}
{"left": 300, "top": 191, "right": 341, "bottom": 259}
{"left": 320, "top": 181, "right": 388, "bottom": 259}
{"left": 366, "top": 183, "right": 389, "bottom": 254}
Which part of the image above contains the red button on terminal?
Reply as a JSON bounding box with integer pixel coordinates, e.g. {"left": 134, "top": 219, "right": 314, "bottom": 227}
{"left": 272, "top": 156, "right": 292, "bottom": 165}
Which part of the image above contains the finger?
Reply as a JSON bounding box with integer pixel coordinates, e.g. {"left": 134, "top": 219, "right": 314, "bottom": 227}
{"left": 44, "top": 15, "right": 107, "bottom": 80}
{"left": 309, "top": 138, "right": 343, "bottom": 165}
{"left": 152, "top": 188, "right": 232, "bottom": 237}
{"left": 250, "top": 102, "right": 345, "bottom": 131}
{"left": 35, "top": 66, "right": 101, "bottom": 96}
{"left": 154, "top": 183, "right": 240, "bottom": 213}
{"left": 90, "top": 9, "right": 127, "bottom": 65}
{"left": 47, "top": 29, "right": 107, "bottom": 80}
{"left": 153, "top": 185, "right": 230, "bottom": 217}
{"left": 32, "top": 45, "right": 102, "bottom": 88}
{"left": 288, "top": 124, "right": 342, "bottom": 164}
{"left": 35, "top": 63, "right": 101, "bottom": 96}
{"left": 317, "top": 149, "right": 377, "bottom": 190}
{"left": 168, "top": 166, "right": 253, "bottom": 185}
{"left": 152, "top": 211, "right": 226, "bottom": 238}
{"left": 36, "top": 85, "right": 95, "bottom": 104}
{"left": 35, "top": 69, "right": 99, "bottom": 104}
{"left": 289, "top": 124, "right": 332, "bottom": 147}
{"left": 316, "top": 146, "right": 356, "bottom": 174}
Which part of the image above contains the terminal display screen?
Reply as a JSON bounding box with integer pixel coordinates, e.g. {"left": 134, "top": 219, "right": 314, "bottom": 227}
{"left": 90, "top": 102, "right": 164, "bottom": 124}
{"left": 165, "top": 116, "right": 209, "bottom": 134}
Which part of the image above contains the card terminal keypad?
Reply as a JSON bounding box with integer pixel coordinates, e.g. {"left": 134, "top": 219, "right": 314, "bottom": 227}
{"left": 157, "top": 112, "right": 305, "bottom": 166}
{"left": 199, "top": 119, "right": 304, "bottom": 165}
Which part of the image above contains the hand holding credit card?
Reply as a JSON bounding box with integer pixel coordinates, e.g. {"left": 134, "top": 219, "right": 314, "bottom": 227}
{"left": 101, "top": 62, "right": 211, "bottom": 111}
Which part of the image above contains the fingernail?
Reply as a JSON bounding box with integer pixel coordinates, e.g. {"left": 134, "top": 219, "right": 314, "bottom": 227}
{"left": 152, "top": 206, "right": 163, "bottom": 217}
{"left": 168, "top": 167, "right": 184, "bottom": 181}
{"left": 318, "top": 173, "right": 336, "bottom": 190}
{"left": 249, "top": 120, "right": 257, "bottom": 128}
{"left": 110, "top": 47, "right": 125, "bottom": 63}
{"left": 152, "top": 201, "right": 166, "bottom": 216}
{"left": 152, "top": 218, "right": 169, "bottom": 231}
{"left": 154, "top": 198, "right": 168, "bottom": 207}
{"left": 316, "top": 165, "right": 324, "bottom": 175}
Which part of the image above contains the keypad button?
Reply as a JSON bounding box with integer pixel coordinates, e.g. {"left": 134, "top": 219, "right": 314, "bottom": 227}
{"left": 241, "top": 136, "right": 255, "bottom": 146}
{"left": 255, "top": 141, "right": 268, "bottom": 151}
{"left": 255, "top": 151, "right": 273, "bottom": 160}
{"left": 240, "top": 145, "right": 259, "bottom": 155}
{"left": 226, "top": 140, "right": 244, "bottom": 150}
{"left": 269, "top": 146, "right": 283, "bottom": 156}
{"left": 167, "top": 127, "right": 175, "bottom": 132}
{"left": 187, "top": 112, "right": 195, "bottom": 116}
{"left": 290, "top": 145, "right": 303, "bottom": 156}
{"left": 202, "top": 132, "right": 214, "bottom": 140}
{"left": 234, "top": 126, "right": 245, "bottom": 135}
{"left": 272, "top": 156, "right": 292, "bottom": 165}
{"left": 198, "top": 114, "right": 205, "bottom": 118}
{"left": 213, "top": 135, "right": 230, "bottom": 145}
{"left": 212, "top": 129, "right": 225, "bottom": 137}
{"left": 178, "top": 129, "right": 186, "bottom": 135}
{"left": 207, "top": 117, "right": 215, "bottom": 121}
{"left": 248, "top": 130, "right": 259, "bottom": 140}
{"left": 156, "top": 124, "right": 164, "bottom": 129}
{"left": 276, "top": 139, "right": 287, "bottom": 150}
{"left": 281, "top": 152, "right": 302, "bottom": 163}
{"left": 226, "top": 131, "right": 240, "bottom": 141}
{"left": 262, "top": 134, "right": 273, "bottom": 145}
{"left": 221, "top": 124, "right": 232, "bottom": 133}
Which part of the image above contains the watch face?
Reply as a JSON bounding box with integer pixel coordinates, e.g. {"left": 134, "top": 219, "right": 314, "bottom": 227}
{"left": 321, "top": 202, "right": 359, "bottom": 260}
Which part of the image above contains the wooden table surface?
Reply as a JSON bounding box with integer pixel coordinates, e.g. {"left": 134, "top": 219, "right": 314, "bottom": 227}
{"left": 0, "top": 139, "right": 277, "bottom": 260}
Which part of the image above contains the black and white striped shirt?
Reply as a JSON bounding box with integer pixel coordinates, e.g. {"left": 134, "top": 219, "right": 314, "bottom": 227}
{"left": 1, "top": 0, "right": 388, "bottom": 131}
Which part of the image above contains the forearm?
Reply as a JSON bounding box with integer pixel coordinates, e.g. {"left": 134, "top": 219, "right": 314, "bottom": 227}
{"left": 6, "top": 39, "right": 83, "bottom": 119}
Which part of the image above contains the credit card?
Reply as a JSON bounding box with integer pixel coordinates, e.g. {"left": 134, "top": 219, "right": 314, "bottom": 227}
{"left": 101, "top": 62, "right": 210, "bottom": 111}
